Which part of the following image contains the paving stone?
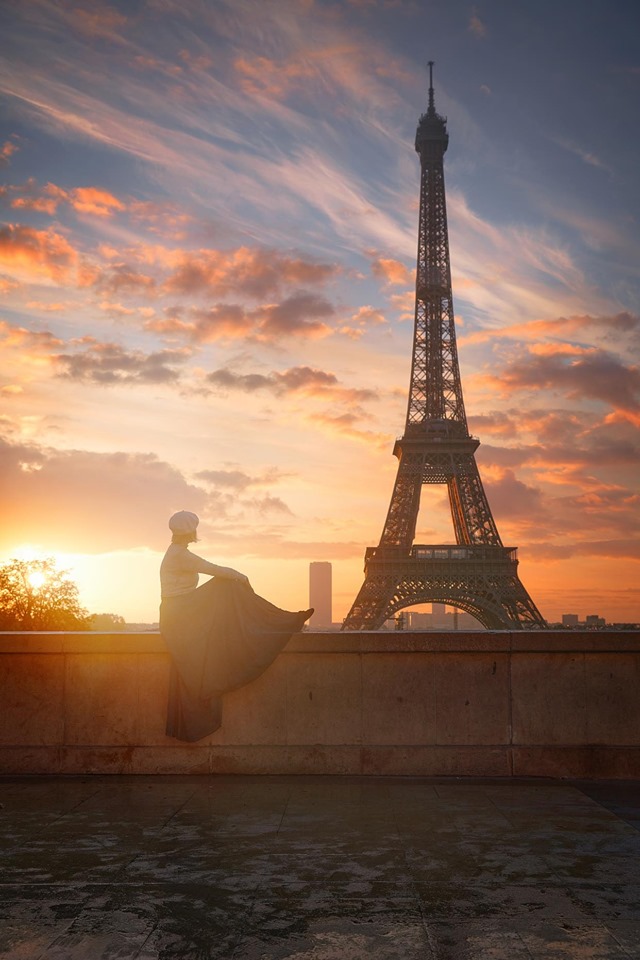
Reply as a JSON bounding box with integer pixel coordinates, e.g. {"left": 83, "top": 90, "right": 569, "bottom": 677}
{"left": 520, "top": 920, "right": 632, "bottom": 958}
{"left": 231, "top": 917, "right": 434, "bottom": 959}
{"left": 2, "top": 775, "right": 640, "bottom": 959}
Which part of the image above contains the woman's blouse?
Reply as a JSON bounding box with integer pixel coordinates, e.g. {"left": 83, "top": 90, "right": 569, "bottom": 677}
{"left": 160, "top": 543, "right": 241, "bottom": 598}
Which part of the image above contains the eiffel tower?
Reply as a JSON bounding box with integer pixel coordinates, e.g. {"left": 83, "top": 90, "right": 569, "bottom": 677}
{"left": 343, "top": 64, "right": 546, "bottom": 631}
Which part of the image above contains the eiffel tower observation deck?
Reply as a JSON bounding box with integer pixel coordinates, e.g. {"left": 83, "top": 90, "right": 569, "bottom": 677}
{"left": 343, "top": 64, "right": 546, "bottom": 631}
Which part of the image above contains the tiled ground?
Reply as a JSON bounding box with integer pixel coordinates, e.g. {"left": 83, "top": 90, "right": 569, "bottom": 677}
{"left": 1, "top": 775, "right": 640, "bottom": 958}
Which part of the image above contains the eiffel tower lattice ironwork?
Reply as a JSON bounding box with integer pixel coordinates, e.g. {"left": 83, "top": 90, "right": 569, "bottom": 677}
{"left": 343, "top": 64, "right": 546, "bottom": 631}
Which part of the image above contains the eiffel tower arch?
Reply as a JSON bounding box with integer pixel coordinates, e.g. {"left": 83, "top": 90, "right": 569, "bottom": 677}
{"left": 343, "top": 64, "right": 546, "bottom": 631}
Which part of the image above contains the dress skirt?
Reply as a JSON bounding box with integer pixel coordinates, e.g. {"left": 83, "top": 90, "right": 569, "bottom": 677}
{"left": 160, "top": 577, "right": 308, "bottom": 742}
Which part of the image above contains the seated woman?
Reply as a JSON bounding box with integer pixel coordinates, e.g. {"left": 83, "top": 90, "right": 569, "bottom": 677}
{"left": 160, "top": 510, "right": 312, "bottom": 741}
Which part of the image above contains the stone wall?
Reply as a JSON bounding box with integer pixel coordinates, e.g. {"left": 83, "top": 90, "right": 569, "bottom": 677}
{"left": 1, "top": 630, "right": 639, "bottom": 777}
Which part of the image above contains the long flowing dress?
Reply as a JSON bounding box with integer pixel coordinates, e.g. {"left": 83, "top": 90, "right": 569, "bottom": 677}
{"left": 160, "top": 576, "right": 308, "bottom": 741}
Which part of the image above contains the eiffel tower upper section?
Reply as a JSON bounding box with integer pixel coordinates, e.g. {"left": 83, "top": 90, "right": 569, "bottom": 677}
{"left": 342, "top": 64, "right": 546, "bottom": 630}
{"left": 408, "top": 62, "right": 466, "bottom": 435}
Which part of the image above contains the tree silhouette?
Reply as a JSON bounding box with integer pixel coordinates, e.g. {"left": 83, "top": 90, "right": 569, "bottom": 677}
{"left": 90, "top": 612, "right": 127, "bottom": 630}
{"left": 0, "top": 558, "right": 91, "bottom": 630}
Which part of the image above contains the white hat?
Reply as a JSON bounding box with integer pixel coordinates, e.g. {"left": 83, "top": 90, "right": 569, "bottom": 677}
{"left": 169, "top": 511, "right": 199, "bottom": 535}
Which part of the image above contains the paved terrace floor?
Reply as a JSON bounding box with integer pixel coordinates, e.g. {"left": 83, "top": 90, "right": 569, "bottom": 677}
{"left": 1, "top": 776, "right": 640, "bottom": 959}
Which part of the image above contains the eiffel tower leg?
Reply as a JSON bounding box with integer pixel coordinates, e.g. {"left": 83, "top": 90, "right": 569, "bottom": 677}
{"left": 439, "top": 566, "right": 546, "bottom": 629}
{"left": 378, "top": 447, "right": 424, "bottom": 549}
{"left": 343, "top": 448, "right": 424, "bottom": 629}
{"left": 342, "top": 573, "right": 398, "bottom": 630}
{"left": 493, "top": 577, "right": 547, "bottom": 628}
{"left": 448, "top": 460, "right": 501, "bottom": 545}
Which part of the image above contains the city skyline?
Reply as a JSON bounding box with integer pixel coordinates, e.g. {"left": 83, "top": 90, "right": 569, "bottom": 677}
{"left": 0, "top": 1, "right": 639, "bottom": 624}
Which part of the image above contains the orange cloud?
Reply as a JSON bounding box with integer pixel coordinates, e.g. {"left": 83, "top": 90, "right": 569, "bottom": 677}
{"left": 461, "top": 312, "right": 640, "bottom": 348}
{"left": 0, "top": 224, "right": 78, "bottom": 282}
{"left": 2, "top": 179, "right": 127, "bottom": 217}
{"left": 97, "top": 300, "right": 137, "bottom": 317}
{"left": 70, "top": 186, "right": 125, "bottom": 217}
{"left": 528, "top": 342, "right": 592, "bottom": 358}
{"left": 175, "top": 304, "right": 254, "bottom": 341}
{"left": 0, "top": 320, "right": 63, "bottom": 353}
{"left": 10, "top": 196, "right": 58, "bottom": 215}
{"left": 389, "top": 290, "right": 414, "bottom": 320}
{"left": 0, "top": 139, "right": 19, "bottom": 167}
{"left": 0, "top": 320, "right": 63, "bottom": 390}
{"left": 308, "top": 411, "right": 389, "bottom": 448}
{"left": 25, "top": 300, "right": 68, "bottom": 312}
{"left": 338, "top": 305, "right": 387, "bottom": 339}
{"left": 370, "top": 255, "right": 412, "bottom": 286}
{"left": 3, "top": 180, "right": 67, "bottom": 214}
{"left": 128, "top": 200, "right": 192, "bottom": 238}
{"left": 163, "top": 246, "right": 337, "bottom": 299}
{"left": 468, "top": 412, "right": 518, "bottom": 439}
{"left": 148, "top": 292, "right": 335, "bottom": 344}
{"left": 481, "top": 346, "right": 640, "bottom": 422}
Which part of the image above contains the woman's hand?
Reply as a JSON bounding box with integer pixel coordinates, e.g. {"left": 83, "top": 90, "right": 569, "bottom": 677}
{"left": 216, "top": 566, "right": 250, "bottom": 585}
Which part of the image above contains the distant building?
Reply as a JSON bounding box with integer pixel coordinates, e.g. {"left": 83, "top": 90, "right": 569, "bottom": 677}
{"left": 405, "top": 608, "right": 484, "bottom": 631}
{"left": 432, "top": 602, "right": 447, "bottom": 627}
{"left": 585, "top": 614, "right": 606, "bottom": 628}
{"left": 309, "top": 562, "right": 332, "bottom": 628}
{"left": 559, "top": 613, "right": 607, "bottom": 629}
{"left": 407, "top": 611, "right": 432, "bottom": 629}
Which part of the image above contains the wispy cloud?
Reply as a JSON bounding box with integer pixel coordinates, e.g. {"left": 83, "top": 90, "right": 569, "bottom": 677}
{"left": 468, "top": 9, "right": 488, "bottom": 38}
{"left": 551, "top": 135, "right": 612, "bottom": 174}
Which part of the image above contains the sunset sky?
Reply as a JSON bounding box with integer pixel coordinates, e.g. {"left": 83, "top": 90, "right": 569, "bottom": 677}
{"left": 1, "top": 0, "right": 639, "bottom": 625}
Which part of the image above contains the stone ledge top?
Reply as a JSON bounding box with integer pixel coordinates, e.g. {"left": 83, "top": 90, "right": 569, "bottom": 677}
{"left": 1, "top": 629, "right": 639, "bottom": 655}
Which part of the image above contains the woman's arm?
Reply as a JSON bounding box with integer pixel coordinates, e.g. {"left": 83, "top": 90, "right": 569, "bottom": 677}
{"left": 186, "top": 550, "right": 249, "bottom": 584}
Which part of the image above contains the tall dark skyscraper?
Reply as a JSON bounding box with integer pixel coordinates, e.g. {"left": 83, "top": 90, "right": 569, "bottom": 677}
{"left": 343, "top": 65, "right": 546, "bottom": 631}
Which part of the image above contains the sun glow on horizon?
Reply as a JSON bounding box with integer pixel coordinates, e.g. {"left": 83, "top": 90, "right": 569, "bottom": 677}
{"left": 0, "top": 544, "right": 167, "bottom": 623}
{"left": 26, "top": 569, "right": 47, "bottom": 591}
{"left": 9, "top": 544, "right": 80, "bottom": 572}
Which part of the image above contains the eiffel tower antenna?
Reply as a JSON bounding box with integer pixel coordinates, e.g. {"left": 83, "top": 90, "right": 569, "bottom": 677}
{"left": 343, "top": 63, "right": 546, "bottom": 631}
{"left": 427, "top": 60, "right": 435, "bottom": 114}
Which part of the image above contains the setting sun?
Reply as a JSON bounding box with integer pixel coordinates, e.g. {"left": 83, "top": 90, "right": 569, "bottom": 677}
{"left": 26, "top": 570, "right": 47, "bottom": 591}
